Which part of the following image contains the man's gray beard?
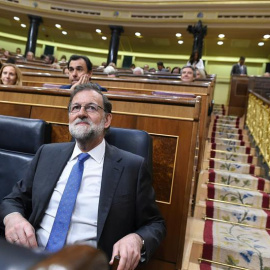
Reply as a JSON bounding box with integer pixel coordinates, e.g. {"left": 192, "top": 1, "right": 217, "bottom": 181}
{"left": 69, "top": 118, "right": 105, "bottom": 142}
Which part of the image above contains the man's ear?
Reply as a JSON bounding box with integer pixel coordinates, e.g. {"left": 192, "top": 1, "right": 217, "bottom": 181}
{"left": 104, "top": 113, "right": 112, "bottom": 129}
{"left": 88, "top": 71, "right": 93, "bottom": 78}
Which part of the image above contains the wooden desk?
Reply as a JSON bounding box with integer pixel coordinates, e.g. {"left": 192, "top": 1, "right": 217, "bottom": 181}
{"left": 17, "top": 65, "right": 63, "bottom": 75}
{"left": 0, "top": 85, "right": 201, "bottom": 270}
{"left": 22, "top": 72, "right": 69, "bottom": 86}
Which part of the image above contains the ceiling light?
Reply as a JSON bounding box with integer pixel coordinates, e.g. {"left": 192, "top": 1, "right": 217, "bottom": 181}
{"left": 217, "top": 41, "right": 223, "bottom": 45}
{"left": 14, "top": 16, "right": 20, "bottom": 21}
{"left": 218, "top": 34, "right": 225, "bottom": 38}
{"left": 55, "top": 24, "right": 61, "bottom": 29}
{"left": 102, "top": 36, "right": 107, "bottom": 40}
{"left": 263, "top": 34, "right": 270, "bottom": 39}
{"left": 96, "top": 29, "right": 102, "bottom": 33}
{"left": 62, "top": 31, "right": 67, "bottom": 35}
{"left": 135, "top": 32, "right": 141, "bottom": 37}
{"left": 258, "top": 42, "right": 264, "bottom": 46}
{"left": 178, "top": 40, "right": 184, "bottom": 44}
{"left": 176, "top": 33, "right": 182, "bottom": 38}
{"left": 20, "top": 24, "right": 26, "bottom": 28}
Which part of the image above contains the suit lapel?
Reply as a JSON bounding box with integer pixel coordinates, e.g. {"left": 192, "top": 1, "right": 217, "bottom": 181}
{"left": 97, "top": 143, "right": 123, "bottom": 242}
{"left": 33, "top": 143, "right": 75, "bottom": 225}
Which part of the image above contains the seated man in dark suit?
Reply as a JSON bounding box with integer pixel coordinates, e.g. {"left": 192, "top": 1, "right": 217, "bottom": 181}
{"left": 60, "top": 55, "right": 107, "bottom": 91}
{"left": 0, "top": 83, "right": 166, "bottom": 270}
{"left": 231, "top": 56, "right": 248, "bottom": 75}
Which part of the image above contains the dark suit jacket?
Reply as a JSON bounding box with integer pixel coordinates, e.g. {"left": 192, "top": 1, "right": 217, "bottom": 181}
{"left": 231, "top": 64, "right": 247, "bottom": 75}
{"left": 0, "top": 142, "right": 165, "bottom": 261}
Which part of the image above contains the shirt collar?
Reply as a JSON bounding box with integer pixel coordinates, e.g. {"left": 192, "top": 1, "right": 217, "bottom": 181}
{"left": 70, "top": 139, "right": 106, "bottom": 163}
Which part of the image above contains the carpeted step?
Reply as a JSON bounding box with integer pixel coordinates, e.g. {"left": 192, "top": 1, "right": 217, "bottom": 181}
{"left": 206, "top": 159, "right": 259, "bottom": 175}
{"left": 213, "top": 119, "right": 241, "bottom": 126}
{"left": 207, "top": 170, "right": 269, "bottom": 192}
{"left": 208, "top": 143, "right": 255, "bottom": 155}
{"left": 209, "top": 150, "right": 256, "bottom": 165}
{"left": 205, "top": 200, "right": 270, "bottom": 229}
{"left": 201, "top": 220, "right": 270, "bottom": 270}
{"left": 207, "top": 183, "right": 270, "bottom": 208}
{"left": 211, "top": 126, "right": 245, "bottom": 135}
{"left": 210, "top": 137, "right": 249, "bottom": 147}
{"left": 211, "top": 122, "right": 242, "bottom": 129}
{"left": 210, "top": 132, "right": 249, "bottom": 142}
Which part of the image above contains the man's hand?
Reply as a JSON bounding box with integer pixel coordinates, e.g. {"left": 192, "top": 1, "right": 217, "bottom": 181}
{"left": 4, "top": 213, "right": 38, "bottom": 248}
{"left": 109, "top": 233, "right": 143, "bottom": 270}
{"left": 70, "top": 74, "right": 90, "bottom": 90}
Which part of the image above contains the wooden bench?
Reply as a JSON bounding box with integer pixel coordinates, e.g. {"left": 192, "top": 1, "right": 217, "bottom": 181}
{"left": 0, "top": 85, "right": 200, "bottom": 270}
{"left": 17, "top": 64, "right": 63, "bottom": 75}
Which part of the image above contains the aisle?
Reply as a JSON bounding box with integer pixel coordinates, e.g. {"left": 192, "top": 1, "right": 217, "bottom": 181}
{"left": 183, "top": 104, "right": 270, "bottom": 270}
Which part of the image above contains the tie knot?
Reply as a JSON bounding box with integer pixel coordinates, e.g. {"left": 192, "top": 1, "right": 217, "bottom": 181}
{"left": 78, "top": 153, "right": 90, "bottom": 163}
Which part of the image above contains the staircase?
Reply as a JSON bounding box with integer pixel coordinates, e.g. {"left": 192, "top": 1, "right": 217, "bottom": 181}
{"left": 182, "top": 104, "right": 270, "bottom": 270}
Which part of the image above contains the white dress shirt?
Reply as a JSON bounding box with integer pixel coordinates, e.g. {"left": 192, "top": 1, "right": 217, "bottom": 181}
{"left": 187, "top": 59, "right": 205, "bottom": 70}
{"left": 36, "top": 139, "right": 105, "bottom": 249}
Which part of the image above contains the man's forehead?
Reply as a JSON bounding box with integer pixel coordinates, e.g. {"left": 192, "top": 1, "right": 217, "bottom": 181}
{"left": 183, "top": 68, "right": 193, "bottom": 73}
{"left": 69, "top": 59, "right": 86, "bottom": 67}
{"left": 73, "top": 89, "right": 101, "bottom": 100}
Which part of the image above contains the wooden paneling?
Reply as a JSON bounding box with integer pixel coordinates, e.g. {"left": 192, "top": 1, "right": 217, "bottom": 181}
{"left": 228, "top": 75, "right": 249, "bottom": 116}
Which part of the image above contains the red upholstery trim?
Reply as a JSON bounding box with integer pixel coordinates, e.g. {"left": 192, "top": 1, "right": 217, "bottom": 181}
{"left": 249, "top": 164, "right": 255, "bottom": 174}
{"left": 257, "top": 177, "right": 265, "bottom": 191}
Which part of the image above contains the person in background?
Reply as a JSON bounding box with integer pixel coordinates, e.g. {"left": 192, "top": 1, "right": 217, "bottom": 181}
{"left": 231, "top": 56, "right": 247, "bottom": 75}
{"left": 26, "top": 51, "right": 35, "bottom": 61}
{"left": 157, "top": 61, "right": 166, "bottom": 72}
{"left": 148, "top": 67, "right": 156, "bottom": 72}
{"left": 108, "top": 62, "right": 116, "bottom": 69}
{"left": 3, "top": 50, "right": 11, "bottom": 59}
{"left": 44, "top": 55, "right": 55, "bottom": 65}
{"left": 6, "top": 57, "right": 16, "bottom": 64}
{"left": 60, "top": 55, "right": 107, "bottom": 92}
{"left": 130, "top": 63, "right": 135, "bottom": 70}
{"left": 143, "top": 64, "right": 149, "bottom": 72}
{"left": 59, "top": 55, "right": 67, "bottom": 63}
{"left": 195, "top": 68, "right": 206, "bottom": 79}
{"left": 181, "top": 65, "right": 196, "bottom": 82}
{"left": 166, "top": 67, "right": 171, "bottom": 72}
{"left": 103, "top": 66, "right": 117, "bottom": 77}
{"left": 0, "top": 63, "right": 22, "bottom": 86}
{"left": 16, "top": 48, "right": 22, "bottom": 56}
{"left": 263, "top": 72, "right": 270, "bottom": 77}
{"left": 63, "top": 66, "right": 69, "bottom": 75}
{"left": 187, "top": 50, "right": 204, "bottom": 70}
{"left": 133, "top": 67, "right": 144, "bottom": 75}
{"left": 44, "top": 55, "right": 61, "bottom": 69}
{"left": 171, "top": 66, "right": 181, "bottom": 74}
{"left": 97, "top": 62, "right": 107, "bottom": 70}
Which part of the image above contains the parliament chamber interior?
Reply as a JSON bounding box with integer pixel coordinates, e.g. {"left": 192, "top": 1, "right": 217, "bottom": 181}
{"left": 0, "top": 1, "right": 270, "bottom": 269}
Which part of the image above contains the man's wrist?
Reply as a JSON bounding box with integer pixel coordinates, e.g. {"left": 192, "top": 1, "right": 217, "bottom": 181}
{"left": 3, "top": 212, "right": 21, "bottom": 225}
{"left": 137, "top": 234, "right": 145, "bottom": 252}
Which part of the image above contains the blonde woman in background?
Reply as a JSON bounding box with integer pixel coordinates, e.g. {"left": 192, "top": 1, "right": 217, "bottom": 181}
{"left": 0, "top": 64, "right": 22, "bottom": 86}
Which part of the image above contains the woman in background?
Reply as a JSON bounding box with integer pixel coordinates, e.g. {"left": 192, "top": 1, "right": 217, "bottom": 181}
{"left": 0, "top": 64, "right": 22, "bottom": 86}
{"left": 187, "top": 50, "right": 204, "bottom": 70}
{"left": 195, "top": 68, "right": 206, "bottom": 79}
{"left": 171, "top": 66, "right": 181, "bottom": 74}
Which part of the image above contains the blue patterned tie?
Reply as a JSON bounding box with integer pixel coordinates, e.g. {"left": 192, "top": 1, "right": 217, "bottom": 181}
{"left": 45, "top": 153, "right": 90, "bottom": 252}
